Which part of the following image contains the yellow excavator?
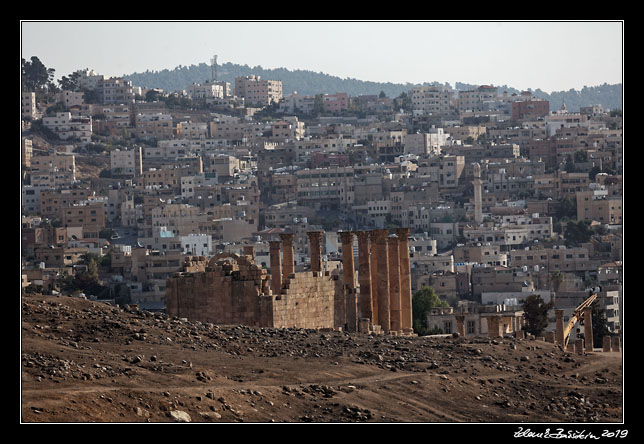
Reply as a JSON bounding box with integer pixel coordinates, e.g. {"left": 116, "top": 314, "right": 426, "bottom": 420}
{"left": 562, "top": 292, "right": 597, "bottom": 350}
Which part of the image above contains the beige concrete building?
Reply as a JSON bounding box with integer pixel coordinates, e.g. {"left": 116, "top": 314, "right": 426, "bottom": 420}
{"left": 110, "top": 147, "right": 142, "bottom": 177}
{"left": 135, "top": 113, "right": 176, "bottom": 140}
{"left": 39, "top": 188, "right": 94, "bottom": 219}
{"left": 234, "top": 75, "right": 283, "bottom": 106}
{"left": 410, "top": 85, "right": 453, "bottom": 116}
{"left": 60, "top": 199, "right": 106, "bottom": 242}
{"left": 21, "top": 91, "right": 39, "bottom": 120}
{"left": 576, "top": 185, "right": 622, "bottom": 225}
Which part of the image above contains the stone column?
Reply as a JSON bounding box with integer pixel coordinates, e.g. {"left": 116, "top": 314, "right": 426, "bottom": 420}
{"left": 455, "top": 314, "right": 466, "bottom": 337}
{"left": 611, "top": 336, "right": 621, "bottom": 352}
{"left": 339, "top": 231, "right": 355, "bottom": 288}
{"left": 396, "top": 228, "right": 413, "bottom": 333}
{"left": 388, "top": 235, "right": 402, "bottom": 333}
{"left": 583, "top": 306, "right": 594, "bottom": 352}
{"left": 307, "top": 231, "right": 324, "bottom": 273}
{"left": 555, "top": 309, "right": 565, "bottom": 345}
{"left": 369, "top": 231, "right": 379, "bottom": 326}
{"left": 602, "top": 336, "right": 612, "bottom": 352}
{"left": 268, "top": 240, "right": 282, "bottom": 295}
{"left": 356, "top": 231, "right": 373, "bottom": 325}
{"left": 575, "top": 338, "right": 584, "bottom": 354}
{"left": 374, "top": 229, "right": 390, "bottom": 332}
{"left": 487, "top": 316, "right": 500, "bottom": 338}
{"left": 279, "top": 233, "right": 295, "bottom": 281}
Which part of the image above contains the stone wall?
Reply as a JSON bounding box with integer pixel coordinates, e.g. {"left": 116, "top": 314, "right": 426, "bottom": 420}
{"left": 166, "top": 253, "right": 270, "bottom": 326}
{"left": 266, "top": 271, "right": 338, "bottom": 329}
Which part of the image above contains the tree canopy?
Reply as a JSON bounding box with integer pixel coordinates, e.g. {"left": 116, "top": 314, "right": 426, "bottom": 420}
{"left": 22, "top": 56, "right": 55, "bottom": 92}
{"left": 521, "top": 294, "right": 554, "bottom": 336}
{"left": 412, "top": 286, "right": 449, "bottom": 335}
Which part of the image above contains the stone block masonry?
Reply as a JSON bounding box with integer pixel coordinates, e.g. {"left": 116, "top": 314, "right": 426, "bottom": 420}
{"left": 166, "top": 228, "right": 416, "bottom": 335}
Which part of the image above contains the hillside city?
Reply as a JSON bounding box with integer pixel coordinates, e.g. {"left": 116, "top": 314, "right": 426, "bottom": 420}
{"left": 21, "top": 57, "right": 623, "bottom": 344}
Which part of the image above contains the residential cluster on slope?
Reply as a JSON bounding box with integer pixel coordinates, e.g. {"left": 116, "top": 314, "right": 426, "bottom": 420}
{"left": 21, "top": 68, "right": 623, "bottom": 340}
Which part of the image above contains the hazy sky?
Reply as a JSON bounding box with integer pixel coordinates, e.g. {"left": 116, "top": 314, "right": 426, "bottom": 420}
{"left": 20, "top": 21, "right": 623, "bottom": 93}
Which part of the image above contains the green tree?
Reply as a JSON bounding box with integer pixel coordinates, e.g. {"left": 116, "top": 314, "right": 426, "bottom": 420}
{"left": 564, "top": 220, "right": 593, "bottom": 246}
{"left": 521, "top": 294, "right": 554, "bottom": 336}
{"left": 590, "top": 300, "right": 611, "bottom": 347}
{"left": 550, "top": 270, "right": 563, "bottom": 293}
{"left": 313, "top": 94, "right": 324, "bottom": 116}
{"left": 58, "top": 71, "right": 81, "bottom": 91}
{"left": 412, "top": 286, "right": 449, "bottom": 335}
{"left": 22, "top": 56, "right": 55, "bottom": 92}
{"left": 554, "top": 196, "right": 577, "bottom": 221}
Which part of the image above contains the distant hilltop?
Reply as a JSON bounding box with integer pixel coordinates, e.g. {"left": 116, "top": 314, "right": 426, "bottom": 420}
{"left": 124, "top": 62, "right": 622, "bottom": 113}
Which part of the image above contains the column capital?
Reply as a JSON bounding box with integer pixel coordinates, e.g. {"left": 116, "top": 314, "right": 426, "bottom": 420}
{"left": 307, "top": 230, "right": 324, "bottom": 239}
{"left": 356, "top": 230, "right": 371, "bottom": 242}
{"left": 395, "top": 227, "right": 410, "bottom": 239}
{"left": 372, "top": 229, "right": 389, "bottom": 242}
{"left": 279, "top": 232, "right": 295, "bottom": 244}
{"left": 339, "top": 231, "right": 354, "bottom": 242}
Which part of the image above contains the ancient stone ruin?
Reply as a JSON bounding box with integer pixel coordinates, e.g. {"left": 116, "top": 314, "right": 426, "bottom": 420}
{"left": 165, "top": 228, "right": 414, "bottom": 335}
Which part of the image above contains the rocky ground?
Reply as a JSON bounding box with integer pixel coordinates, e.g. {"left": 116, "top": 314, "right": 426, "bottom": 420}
{"left": 20, "top": 293, "right": 624, "bottom": 424}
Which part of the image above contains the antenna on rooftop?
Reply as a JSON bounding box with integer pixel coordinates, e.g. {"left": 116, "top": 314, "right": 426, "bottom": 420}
{"left": 211, "top": 55, "right": 218, "bottom": 83}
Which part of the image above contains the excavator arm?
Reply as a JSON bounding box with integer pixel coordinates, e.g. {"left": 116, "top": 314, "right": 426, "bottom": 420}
{"left": 563, "top": 293, "right": 597, "bottom": 350}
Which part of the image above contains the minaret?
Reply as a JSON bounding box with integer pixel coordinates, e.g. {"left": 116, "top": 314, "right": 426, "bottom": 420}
{"left": 473, "top": 162, "right": 483, "bottom": 224}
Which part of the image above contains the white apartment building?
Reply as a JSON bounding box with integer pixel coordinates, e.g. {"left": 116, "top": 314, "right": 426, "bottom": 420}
{"left": 186, "top": 81, "right": 224, "bottom": 100}
{"left": 177, "top": 121, "right": 209, "bottom": 140}
{"left": 410, "top": 85, "right": 453, "bottom": 116}
{"left": 181, "top": 233, "right": 213, "bottom": 256}
{"left": 405, "top": 128, "right": 450, "bottom": 156}
{"left": 42, "top": 112, "right": 92, "bottom": 143}
{"left": 57, "top": 90, "right": 84, "bottom": 108}
{"left": 279, "top": 93, "right": 316, "bottom": 114}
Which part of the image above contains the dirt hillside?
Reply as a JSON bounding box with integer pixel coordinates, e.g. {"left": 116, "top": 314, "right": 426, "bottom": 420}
{"left": 20, "top": 293, "right": 624, "bottom": 424}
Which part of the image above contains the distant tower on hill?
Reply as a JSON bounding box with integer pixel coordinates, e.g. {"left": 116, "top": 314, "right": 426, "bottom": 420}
{"left": 211, "top": 55, "right": 218, "bottom": 83}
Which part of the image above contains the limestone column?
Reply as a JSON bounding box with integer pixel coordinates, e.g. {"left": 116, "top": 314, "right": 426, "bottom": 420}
{"left": 356, "top": 231, "right": 373, "bottom": 325}
{"left": 602, "top": 336, "right": 612, "bottom": 352}
{"left": 487, "top": 316, "right": 500, "bottom": 338}
{"left": 340, "top": 231, "right": 355, "bottom": 288}
{"left": 279, "top": 233, "right": 295, "bottom": 281}
{"left": 268, "top": 240, "right": 282, "bottom": 295}
{"left": 369, "top": 231, "right": 379, "bottom": 326}
{"left": 396, "top": 228, "right": 413, "bottom": 333}
{"left": 455, "top": 314, "right": 466, "bottom": 337}
{"left": 555, "top": 309, "right": 565, "bottom": 345}
{"left": 583, "top": 306, "right": 594, "bottom": 352}
{"left": 307, "top": 231, "right": 324, "bottom": 273}
{"left": 374, "top": 229, "right": 390, "bottom": 332}
{"left": 388, "top": 235, "right": 402, "bottom": 333}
